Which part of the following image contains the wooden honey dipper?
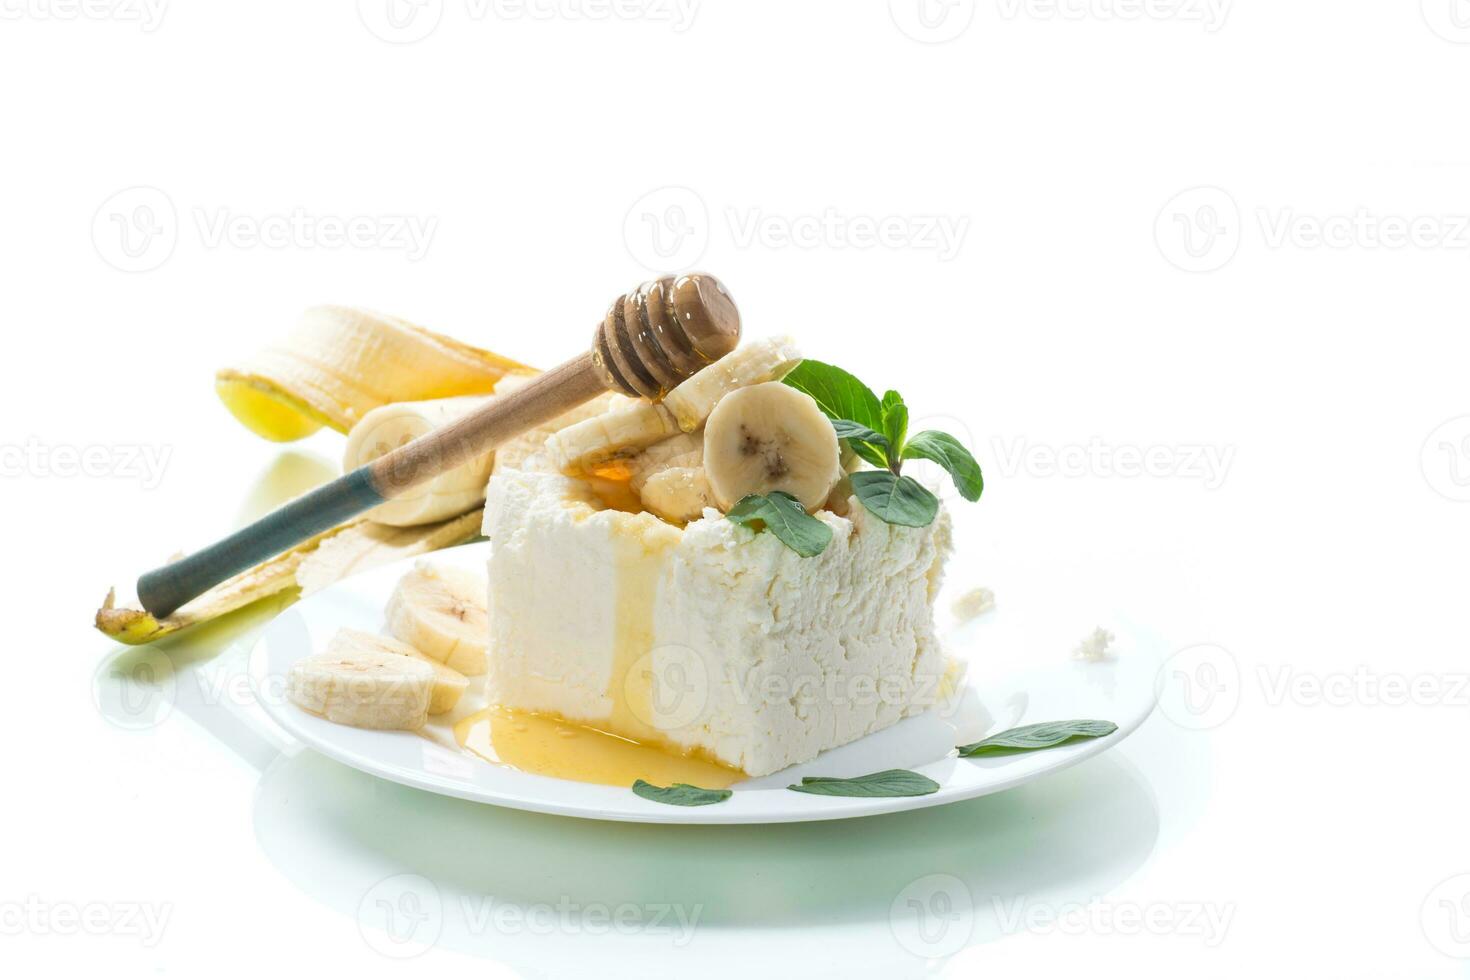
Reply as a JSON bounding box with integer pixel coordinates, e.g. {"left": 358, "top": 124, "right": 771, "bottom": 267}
{"left": 137, "top": 273, "right": 741, "bottom": 618}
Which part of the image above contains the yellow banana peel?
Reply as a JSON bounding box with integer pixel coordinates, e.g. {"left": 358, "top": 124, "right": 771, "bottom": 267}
{"left": 95, "top": 509, "right": 484, "bottom": 645}
{"left": 216, "top": 306, "right": 535, "bottom": 440}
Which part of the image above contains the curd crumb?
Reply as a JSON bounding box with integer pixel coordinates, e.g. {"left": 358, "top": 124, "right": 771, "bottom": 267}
{"left": 950, "top": 587, "right": 995, "bottom": 622}
{"left": 1074, "top": 627, "right": 1115, "bottom": 662}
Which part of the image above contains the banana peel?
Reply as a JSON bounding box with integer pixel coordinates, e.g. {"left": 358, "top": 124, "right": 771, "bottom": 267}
{"left": 95, "top": 509, "right": 484, "bottom": 645}
{"left": 217, "top": 306, "right": 535, "bottom": 441}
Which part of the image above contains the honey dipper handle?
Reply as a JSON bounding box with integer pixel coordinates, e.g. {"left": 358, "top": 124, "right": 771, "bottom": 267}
{"left": 136, "top": 352, "right": 607, "bottom": 619}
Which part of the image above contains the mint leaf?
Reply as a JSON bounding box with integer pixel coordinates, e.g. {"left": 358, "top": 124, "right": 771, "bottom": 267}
{"left": 850, "top": 471, "right": 938, "bottom": 527}
{"left": 787, "top": 769, "right": 939, "bottom": 797}
{"left": 831, "top": 418, "right": 891, "bottom": 468}
{"left": 902, "top": 431, "right": 983, "bottom": 502}
{"left": 880, "top": 390, "right": 908, "bottom": 454}
{"left": 631, "top": 780, "right": 733, "bottom": 806}
{"left": 782, "top": 360, "right": 883, "bottom": 431}
{"left": 727, "top": 492, "right": 833, "bottom": 557}
{"left": 957, "top": 719, "right": 1117, "bottom": 757}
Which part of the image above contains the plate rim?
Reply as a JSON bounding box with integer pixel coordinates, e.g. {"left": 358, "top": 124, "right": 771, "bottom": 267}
{"left": 248, "top": 542, "right": 1158, "bottom": 825}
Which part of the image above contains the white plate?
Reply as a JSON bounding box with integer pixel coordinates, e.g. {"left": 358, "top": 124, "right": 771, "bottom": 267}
{"left": 248, "top": 542, "right": 1159, "bottom": 824}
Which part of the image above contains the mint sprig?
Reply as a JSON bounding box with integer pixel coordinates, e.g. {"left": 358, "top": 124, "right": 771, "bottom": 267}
{"left": 784, "top": 361, "right": 983, "bottom": 527}
{"left": 727, "top": 491, "right": 833, "bottom": 557}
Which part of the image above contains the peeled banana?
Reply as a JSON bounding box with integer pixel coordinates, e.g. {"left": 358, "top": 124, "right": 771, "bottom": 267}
{"left": 288, "top": 635, "right": 435, "bottom": 730}
{"left": 329, "top": 628, "right": 468, "bottom": 714}
{"left": 385, "top": 561, "right": 490, "bottom": 675}
{"left": 702, "top": 381, "right": 841, "bottom": 512}
{"left": 217, "top": 305, "right": 535, "bottom": 441}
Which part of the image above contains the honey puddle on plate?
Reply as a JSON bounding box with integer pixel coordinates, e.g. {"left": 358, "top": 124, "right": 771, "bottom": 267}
{"left": 454, "top": 706, "right": 743, "bottom": 789}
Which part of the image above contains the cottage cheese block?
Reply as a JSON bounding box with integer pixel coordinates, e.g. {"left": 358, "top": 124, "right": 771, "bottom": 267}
{"left": 483, "top": 467, "right": 952, "bottom": 777}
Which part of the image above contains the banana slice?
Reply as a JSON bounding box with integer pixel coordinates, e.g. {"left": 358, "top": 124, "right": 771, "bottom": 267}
{"left": 662, "top": 336, "right": 802, "bottom": 432}
{"left": 328, "top": 627, "right": 468, "bottom": 714}
{"left": 287, "top": 638, "right": 434, "bottom": 730}
{"left": 702, "top": 382, "right": 841, "bottom": 513}
{"left": 492, "top": 392, "right": 619, "bottom": 476}
{"left": 626, "top": 433, "right": 703, "bottom": 494}
{"left": 639, "top": 466, "right": 716, "bottom": 524}
{"left": 217, "top": 305, "right": 534, "bottom": 440}
{"left": 543, "top": 337, "right": 802, "bottom": 476}
{"left": 543, "top": 398, "right": 680, "bottom": 476}
{"left": 343, "top": 376, "right": 534, "bottom": 528}
{"left": 385, "top": 561, "right": 490, "bottom": 675}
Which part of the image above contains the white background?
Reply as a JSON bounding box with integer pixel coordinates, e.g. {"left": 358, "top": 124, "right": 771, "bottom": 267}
{"left": 5, "top": 0, "right": 1470, "bottom": 976}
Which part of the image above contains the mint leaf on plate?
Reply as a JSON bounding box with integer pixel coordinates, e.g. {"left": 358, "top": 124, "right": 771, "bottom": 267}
{"left": 849, "top": 471, "right": 939, "bottom": 527}
{"left": 787, "top": 769, "right": 940, "bottom": 797}
{"left": 782, "top": 359, "right": 884, "bottom": 431}
{"left": 957, "top": 719, "right": 1118, "bottom": 757}
{"left": 902, "top": 430, "right": 983, "bottom": 502}
{"left": 727, "top": 491, "right": 833, "bottom": 557}
{"left": 631, "top": 780, "right": 733, "bottom": 806}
